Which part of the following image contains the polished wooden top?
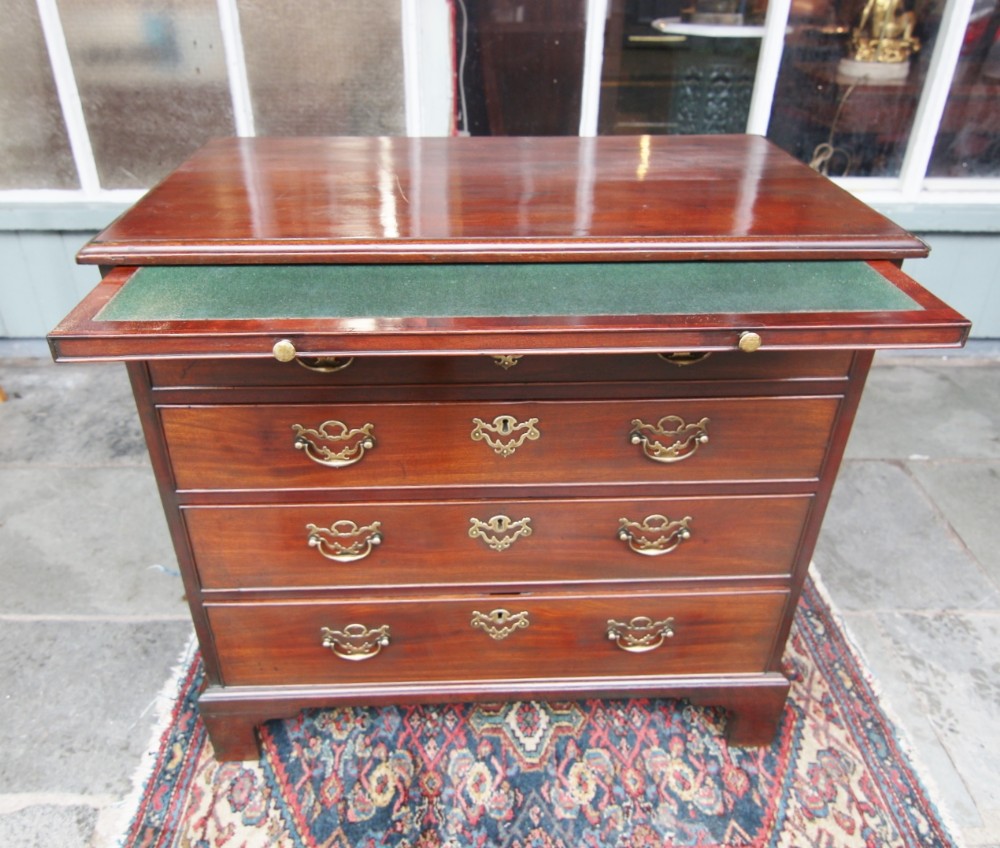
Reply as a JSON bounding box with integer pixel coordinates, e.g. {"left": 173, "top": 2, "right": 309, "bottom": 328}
{"left": 79, "top": 135, "right": 927, "bottom": 265}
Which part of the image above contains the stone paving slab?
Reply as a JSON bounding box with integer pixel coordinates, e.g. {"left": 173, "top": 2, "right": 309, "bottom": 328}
{"left": 0, "top": 620, "right": 192, "bottom": 797}
{"left": 847, "top": 364, "right": 1000, "bottom": 461}
{"left": 0, "top": 467, "right": 183, "bottom": 617}
{"left": 834, "top": 610, "right": 982, "bottom": 832}
{"left": 0, "top": 361, "right": 146, "bottom": 467}
{"left": 908, "top": 460, "right": 1000, "bottom": 587}
{"left": 816, "top": 460, "right": 1000, "bottom": 612}
{"left": 0, "top": 804, "right": 97, "bottom": 848}
{"left": 878, "top": 610, "right": 1000, "bottom": 831}
{"left": 2, "top": 349, "right": 998, "bottom": 846}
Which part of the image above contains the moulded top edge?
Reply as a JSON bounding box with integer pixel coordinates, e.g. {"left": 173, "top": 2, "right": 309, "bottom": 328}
{"left": 76, "top": 236, "right": 931, "bottom": 267}
{"left": 76, "top": 136, "right": 928, "bottom": 266}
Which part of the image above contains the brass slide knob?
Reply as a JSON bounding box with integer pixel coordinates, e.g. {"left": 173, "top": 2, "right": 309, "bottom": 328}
{"left": 738, "top": 331, "right": 762, "bottom": 353}
{"left": 272, "top": 339, "right": 297, "bottom": 362}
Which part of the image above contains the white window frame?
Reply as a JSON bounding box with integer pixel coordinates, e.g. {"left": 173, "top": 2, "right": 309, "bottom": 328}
{"left": 0, "top": 0, "right": 996, "bottom": 229}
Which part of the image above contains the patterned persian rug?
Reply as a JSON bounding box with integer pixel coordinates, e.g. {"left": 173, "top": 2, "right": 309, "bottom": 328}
{"left": 121, "top": 577, "right": 957, "bottom": 847}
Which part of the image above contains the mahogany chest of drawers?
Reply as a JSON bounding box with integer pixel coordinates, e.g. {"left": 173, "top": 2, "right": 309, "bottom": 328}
{"left": 49, "top": 136, "right": 969, "bottom": 760}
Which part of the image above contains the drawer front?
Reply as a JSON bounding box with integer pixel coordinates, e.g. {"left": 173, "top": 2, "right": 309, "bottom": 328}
{"left": 207, "top": 589, "right": 788, "bottom": 687}
{"left": 148, "top": 350, "right": 854, "bottom": 389}
{"left": 186, "top": 495, "right": 813, "bottom": 589}
{"left": 161, "top": 396, "right": 840, "bottom": 491}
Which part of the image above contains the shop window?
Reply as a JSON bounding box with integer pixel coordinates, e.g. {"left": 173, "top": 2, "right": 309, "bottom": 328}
{"left": 236, "top": 0, "right": 405, "bottom": 136}
{"left": 0, "top": 0, "right": 77, "bottom": 189}
{"left": 455, "top": 0, "right": 587, "bottom": 135}
{"left": 928, "top": 0, "right": 1000, "bottom": 176}
{"left": 599, "top": 0, "right": 766, "bottom": 135}
{"left": 57, "top": 0, "right": 234, "bottom": 189}
{"left": 769, "top": 0, "right": 945, "bottom": 176}
{"left": 0, "top": 0, "right": 996, "bottom": 197}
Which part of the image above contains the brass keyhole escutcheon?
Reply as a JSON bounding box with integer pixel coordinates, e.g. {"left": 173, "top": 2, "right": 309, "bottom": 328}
{"left": 469, "top": 515, "right": 533, "bottom": 551}
{"left": 491, "top": 355, "right": 523, "bottom": 370}
{"left": 470, "top": 415, "right": 540, "bottom": 458}
{"left": 470, "top": 608, "right": 530, "bottom": 640}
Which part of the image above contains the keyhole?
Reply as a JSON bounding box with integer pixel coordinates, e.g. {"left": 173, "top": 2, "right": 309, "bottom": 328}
{"left": 496, "top": 416, "right": 515, "bottom": 435}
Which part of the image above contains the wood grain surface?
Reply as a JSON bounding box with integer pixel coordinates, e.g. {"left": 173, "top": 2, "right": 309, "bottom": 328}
{"left": 77, "top": 136, "right": 927, "bottom": 265}
{"left": 185, "top": 494, "right": 814, "bottom": 590}
{"left": 206, "top": 588, "right": 789, "bottom": 687}
{"left": 159, "top": 395, "right": 840, "bottom": 491}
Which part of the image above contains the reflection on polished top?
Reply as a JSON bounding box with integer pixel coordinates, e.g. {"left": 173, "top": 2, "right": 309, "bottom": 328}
{"left": 79, "top": 135, "right": 926, "bottom": 265}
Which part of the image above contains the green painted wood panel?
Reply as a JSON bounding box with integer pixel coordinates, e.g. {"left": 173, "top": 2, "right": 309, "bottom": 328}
{"left": 909, "top": 234, "right": 1000, "bottom": 340}
{"left": 0, "top": 231, "right": 99, "bottom": 337}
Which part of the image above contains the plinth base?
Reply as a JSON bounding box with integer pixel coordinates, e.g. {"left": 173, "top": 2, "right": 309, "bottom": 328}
{"left": 838, "top": 57, "right": 910, "bottom": 81}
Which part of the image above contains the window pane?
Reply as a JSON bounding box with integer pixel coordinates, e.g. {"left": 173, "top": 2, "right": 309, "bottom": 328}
{"left": 0, "top": 0, "right": 78, "bottom": 189}
{"left": 599, "top": 0, "right": 764, "bottom": 135}
{"left": 928, "top": 1, "right": 1000, "bottom": 176}
{"left": 455, "top": 0, "right": 586, "bottom": 135}
{"left": 58, "top": 0, "right": 234, "bottom": 189}
{"left": 237, "top": 0, "right": 405, "bottom": 136}
{"left": 767, "top": 0, "right": 940, "bottom": 176}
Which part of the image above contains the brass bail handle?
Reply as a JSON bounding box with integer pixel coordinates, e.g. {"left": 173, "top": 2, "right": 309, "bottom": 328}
{"left": 629, "top": 415, "right": 709, "bottom": 464}
{"left": 618, "top": 515, "right": 692, "bottom": 556}
{"left": 607, "top": 616, "right": 675, "bottom": 653}
{"left": 307, "top": 520, "right": 383, "bottom": 563}
{"left": 292, "top": 420, "right": 376, "bottom": 468}
{"left": 321, "top": 623, "right": 391, "bottom": 661}
{"left": 272, "top": 339, "right": 354, "bottom": 372}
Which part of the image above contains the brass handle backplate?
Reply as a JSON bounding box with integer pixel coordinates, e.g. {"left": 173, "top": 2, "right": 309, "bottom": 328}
{"left": 321, "top": 623, "right": 391, "bottom": 661}
{"left": 471, "top": 608, "right": 530, "bottom": 640}
{"left": 629, "top": 415, "right": 709, "bottom": 464}
{"left": 471, "top": 415, "right": 540, "bottom": 458}
{"left": 297, "top": 356, "right": 354, "bottom": 373}
{"left": 292, "top": 420, "right": 375, "bottom": 468}
{"left": 657, "top": 352, "right": 712, "bottom": 367}
{"left": 618, "top": 514, "right": 692, "bottom": 556}
{"left": 607, "top": 616, "right": 675, "bottom": 653}
{"left": 307, "top": 520, "right": 383, "bottom": 563}
{"left": 272, "top": 339, "right": 354, "bottom": 372}
{"left": 469, "top": 515, "right": 533, "bottom": 551}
